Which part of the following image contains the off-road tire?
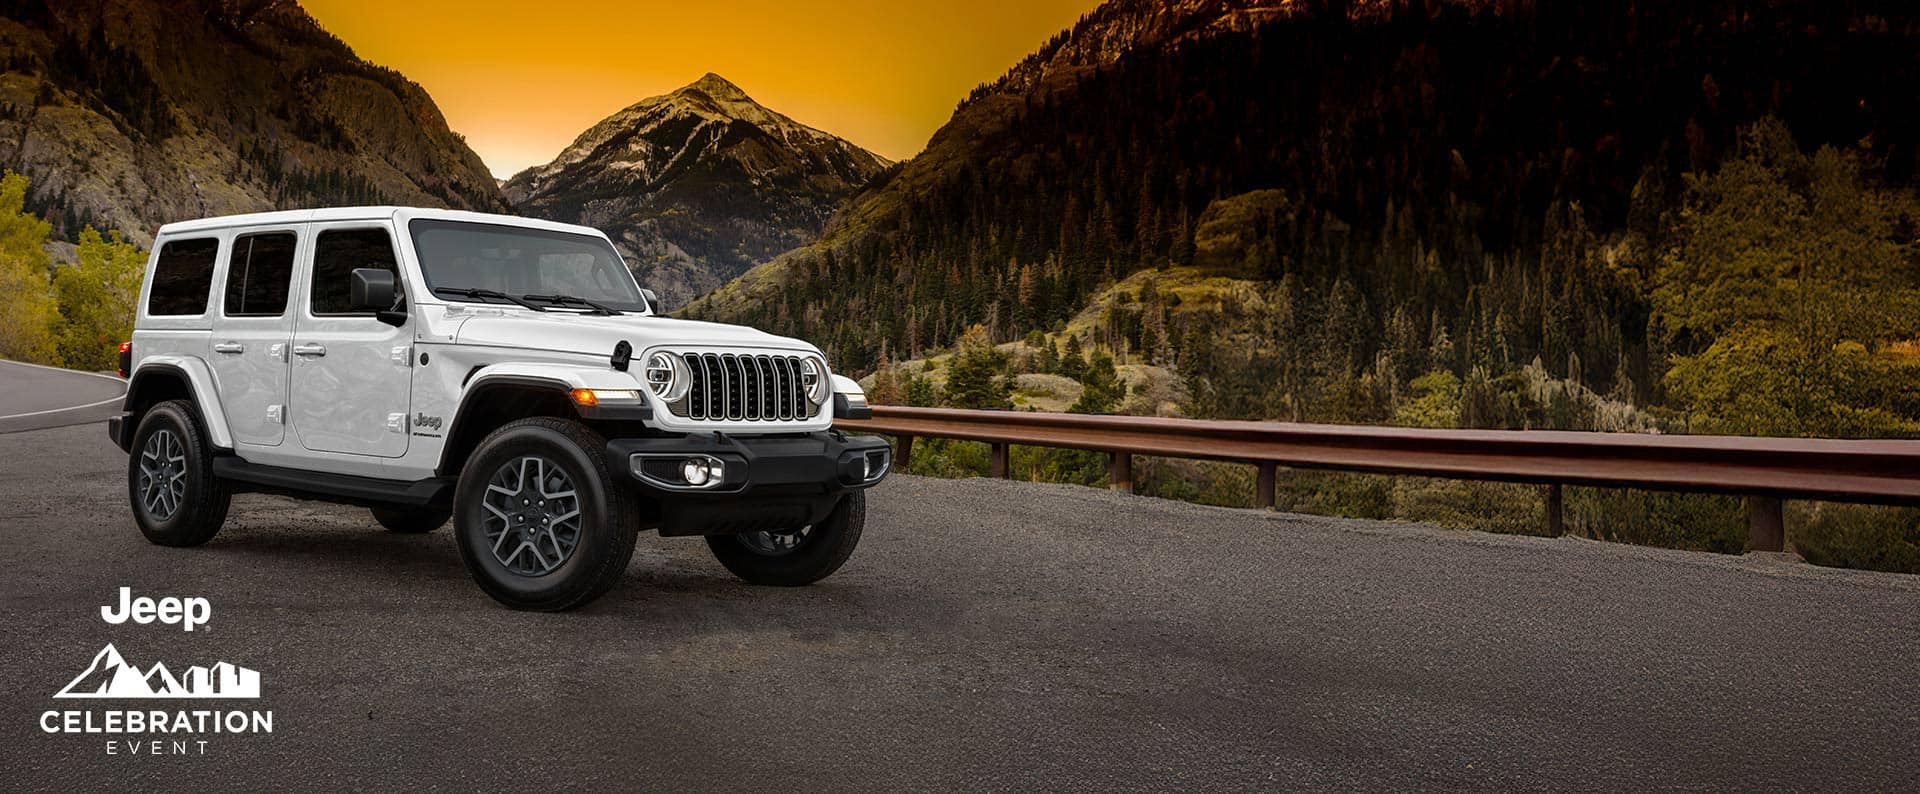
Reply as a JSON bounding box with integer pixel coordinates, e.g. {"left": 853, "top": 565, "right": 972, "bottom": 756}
{"left": 706, "top": 490, "right": 865, "bottom": 586}
{"left": 371, "top": 505, "right": 450, "bottom": 533}
{"left": 127, "top": 399, "right": 231, "bottom": 547}
{"left": 452, "top": 417, "right": 638, "bottom": 611}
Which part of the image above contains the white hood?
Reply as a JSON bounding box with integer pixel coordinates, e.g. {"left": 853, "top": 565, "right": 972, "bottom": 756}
{"left": 452, "top": 312, "right": 820, "bottom": 358}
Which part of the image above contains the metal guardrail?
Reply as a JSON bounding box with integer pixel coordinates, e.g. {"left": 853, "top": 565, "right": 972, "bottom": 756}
{"left": 836, "top": 406, "right": 1920, "bottom": 552}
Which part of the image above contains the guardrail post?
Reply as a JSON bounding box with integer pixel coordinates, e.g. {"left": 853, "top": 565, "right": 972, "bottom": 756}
{"left": 990, "top": 442, "right": 1010, "bottom": 479}
{"left": 1109, "top": 452, "right": 1132, "bottom": 493}
{"left": 1544, "top": 483, "right": 1564, "bottom": 537}
{"left": 1255, "top": 463, "right": 1276, "bottom": 510}
{"left": 1746, "top": 495, "right": 1785, "bottom": 553}
{"left": 894, "top": 435, "right": 913, "bottom": 473}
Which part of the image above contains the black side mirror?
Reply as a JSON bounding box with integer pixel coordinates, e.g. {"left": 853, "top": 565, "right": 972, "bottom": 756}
{"left": 350, "top": 268, "right": 406, "bottom": 327}
{"left": 639, "top": 288, "right": 663, "bottom": 315}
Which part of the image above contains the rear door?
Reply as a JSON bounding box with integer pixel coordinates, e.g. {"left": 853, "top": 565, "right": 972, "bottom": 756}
{"left": 209, "top": 227, "right": 301, "bottom": 448}
{"left": 289, "top": 222, "right": 413, "bottom": 458}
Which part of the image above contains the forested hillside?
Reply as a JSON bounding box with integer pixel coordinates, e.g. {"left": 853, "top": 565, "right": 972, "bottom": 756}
{"left": 686, "top": 0, "right": 1920, "bottom": 439}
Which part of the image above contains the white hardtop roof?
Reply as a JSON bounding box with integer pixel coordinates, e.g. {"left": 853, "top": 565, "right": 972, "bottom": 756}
{"left": 154, "top": 206, "right": 609, "bottom": 239}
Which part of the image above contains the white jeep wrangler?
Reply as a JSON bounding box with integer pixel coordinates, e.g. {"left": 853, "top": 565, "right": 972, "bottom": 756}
{"left": 107, "top": 207, "right": 888, "bottom": 610}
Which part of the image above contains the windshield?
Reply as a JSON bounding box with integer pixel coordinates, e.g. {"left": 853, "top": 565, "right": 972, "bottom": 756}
{"left": 408, "top": 219, "right": 647, "bottom": 312}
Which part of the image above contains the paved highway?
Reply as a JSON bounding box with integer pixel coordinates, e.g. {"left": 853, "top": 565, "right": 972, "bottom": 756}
{"left": 0, "top": 359, "right": 127, "bottom": 434}
{"left": 0, "top": 368, "right": 1916, "bottom": 790}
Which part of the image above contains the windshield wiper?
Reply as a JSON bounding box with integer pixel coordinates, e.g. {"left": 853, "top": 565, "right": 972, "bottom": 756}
{"left": 520, "top": 293, "right": 624, "bottom": 316}
{"left": 432, "top": 287, "right": 546, "bottom": 312}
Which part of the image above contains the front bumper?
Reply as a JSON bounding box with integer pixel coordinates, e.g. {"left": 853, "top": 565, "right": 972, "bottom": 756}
{"left": 608, "top": 430, "right": 890, "bottom": 536}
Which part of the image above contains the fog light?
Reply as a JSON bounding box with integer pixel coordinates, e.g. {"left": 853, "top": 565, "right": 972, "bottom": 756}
{"left": 837, "top": 449, "right": 890, "bottom": 485}
{"left": 681, "top": 457, "right": 722, "bottom": 486}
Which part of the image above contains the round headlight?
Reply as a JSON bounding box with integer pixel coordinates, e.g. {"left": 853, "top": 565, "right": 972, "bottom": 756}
{"left": 643, "top": 351, "right": 690, "bottom": 402}
{"left": 801, "top": 356, "right": 830, "bottom": 407}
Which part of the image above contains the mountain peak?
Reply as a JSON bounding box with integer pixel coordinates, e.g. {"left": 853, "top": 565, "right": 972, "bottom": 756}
{"left": 505, "top": 70, "right": 891, "bottom": 307}
{"left": 684, "top": 72, "right": 746, "bottom": 98}
{"left": 668, "top": 72, "right": 763, "bottom": 118}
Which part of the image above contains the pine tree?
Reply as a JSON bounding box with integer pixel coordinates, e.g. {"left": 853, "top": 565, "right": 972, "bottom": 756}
{"left": 867, "top": 357, "right": 907, "bottom": 406}
{"left": 1059, "top": 335, "right": 1088, "bottom": 380}
{"left": 941, "top": 325, "right": 1013, "bottom": 410}
{"left": 903, "top": 373, "right": 938, "bottom": 407}
{"left": 1069, "top": 353, "right": 1128, "bottom": 414}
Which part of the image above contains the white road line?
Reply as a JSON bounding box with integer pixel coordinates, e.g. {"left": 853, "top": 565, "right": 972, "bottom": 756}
{"left": 0, "top": 393, "right": 127, "bottom": 421}
{"left": 0, "top": 359, "right": 128, "bottom": 421}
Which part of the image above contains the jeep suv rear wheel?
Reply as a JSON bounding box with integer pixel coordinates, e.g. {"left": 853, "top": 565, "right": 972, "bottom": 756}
{"left": 127, "top": 400, "right": 231, "bottom": 547}
{"left": 452, "top": 418, "right": 638, "bottom": 611}
{"left": 706, "top": 491, "right": 864, "bottom": 586}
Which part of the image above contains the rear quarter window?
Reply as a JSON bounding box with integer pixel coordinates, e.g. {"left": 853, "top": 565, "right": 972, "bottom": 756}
{"left": 146, "top": 237, "right": 220, "bottom": 316}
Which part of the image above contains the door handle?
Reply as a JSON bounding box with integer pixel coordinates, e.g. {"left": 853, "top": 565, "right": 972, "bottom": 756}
{"left": 213, "top": 342, "right": 245, "bottom": 355}
{"left": 292, "top": 343, "right": 328, "bottom": 358}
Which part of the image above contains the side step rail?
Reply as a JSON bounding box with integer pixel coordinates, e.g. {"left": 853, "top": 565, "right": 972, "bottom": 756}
{"left": 212, "top": 457, "right": 453, "bottom": 508}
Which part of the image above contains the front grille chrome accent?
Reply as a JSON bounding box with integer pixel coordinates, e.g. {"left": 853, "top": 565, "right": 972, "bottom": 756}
{"left": 678, "top": 352, "right": 815, "bottom": 422}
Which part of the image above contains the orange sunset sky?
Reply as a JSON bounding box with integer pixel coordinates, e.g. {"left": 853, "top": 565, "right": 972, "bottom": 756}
{"left": 301, "top": 0, "right": 1103, "bottom": 179}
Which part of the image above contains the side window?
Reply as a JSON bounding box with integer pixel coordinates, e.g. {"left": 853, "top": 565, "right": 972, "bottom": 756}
{"left": 310, "top": 228, "right": 400, "bottom": 315}
{"left": 146, "top": 237, "right": 219, "bottom": 316}
{"left": 222, "top": 232, "right": 297, "bottom": 317}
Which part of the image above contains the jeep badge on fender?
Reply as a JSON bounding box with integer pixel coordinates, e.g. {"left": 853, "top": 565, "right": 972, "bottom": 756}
{"left": 106, "top": 207, "right": 888, "bottom": 611}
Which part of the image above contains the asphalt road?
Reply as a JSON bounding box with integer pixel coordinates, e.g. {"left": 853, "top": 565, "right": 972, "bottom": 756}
{"left": 0, "top": 359, "right": 127, "bottom": 434}
{"left": 1, "top": 377, "right": 1917, "bottom": 790}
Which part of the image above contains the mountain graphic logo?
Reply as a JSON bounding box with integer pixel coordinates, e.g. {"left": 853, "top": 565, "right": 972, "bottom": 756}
{"left": 54, "top": 643, "right": 261, "bottom": 699}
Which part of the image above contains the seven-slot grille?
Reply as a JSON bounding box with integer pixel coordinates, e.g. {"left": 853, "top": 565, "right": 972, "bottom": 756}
{"left": 680, "top": 352, "right": 814, "bottom": 421}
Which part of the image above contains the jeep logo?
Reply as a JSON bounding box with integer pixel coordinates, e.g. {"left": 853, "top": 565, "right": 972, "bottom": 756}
{"left": 413, "top": 412, "right": 443, "bottom": 431}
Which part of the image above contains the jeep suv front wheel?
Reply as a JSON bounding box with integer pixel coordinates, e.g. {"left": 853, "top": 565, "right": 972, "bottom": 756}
{"left": 452, "top": 418, "right": 638, "bottom": 611}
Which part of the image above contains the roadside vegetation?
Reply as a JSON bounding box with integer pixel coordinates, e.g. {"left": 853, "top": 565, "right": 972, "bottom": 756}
{"left": 0, "top": 172, "right": 145, "bottom": 372}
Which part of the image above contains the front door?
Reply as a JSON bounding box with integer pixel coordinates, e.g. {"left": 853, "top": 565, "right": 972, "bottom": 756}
{"left": 290, "top": 222, "right": 413, "bottom": 458}
{"left": 209, "top": 228, "right": 301, "bottom": 447}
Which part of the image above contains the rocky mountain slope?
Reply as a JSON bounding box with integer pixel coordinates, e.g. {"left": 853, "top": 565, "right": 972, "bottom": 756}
{"left": 0, "top": 0, "right": 505, "bottom": 244}
{"left": 504, "top": 73, "right": 890, "bottom": 306}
